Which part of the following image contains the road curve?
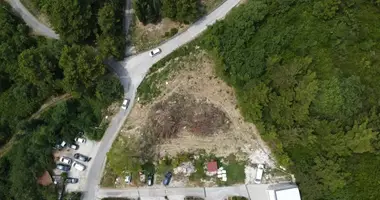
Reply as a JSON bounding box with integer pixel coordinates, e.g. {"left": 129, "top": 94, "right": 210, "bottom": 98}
{"left": 83, "top": 0, "right": 241, "bottom": 199}
{"left": 5, "top": 0, "right": 59, "bottom": 39}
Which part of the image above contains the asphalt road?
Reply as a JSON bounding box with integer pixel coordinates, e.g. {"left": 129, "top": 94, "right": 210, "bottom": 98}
{"left": 83, "top": 0, "right": 241, "bottom": 199}
{"left": 97, "top": 184, "right": 270, "bottom": 200}
{"left": 5, "top": 0, "right": 59, "bottom": 39}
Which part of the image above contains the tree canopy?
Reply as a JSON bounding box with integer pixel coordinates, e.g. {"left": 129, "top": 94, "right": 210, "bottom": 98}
{"left": 201, "top": 0, "right": 380, "bottom": 199}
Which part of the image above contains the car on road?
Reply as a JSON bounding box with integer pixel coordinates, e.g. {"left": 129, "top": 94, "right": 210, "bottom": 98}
{"left": 147, "top": 174, "right": 154, "bottom": 186}
{"left": 65, "top": 177, "right": 79, "bottom": 184}
{"left": 69, "top": 144, "right": 79, "bottom": 150}
{"left": 254, "top": 164, "right": 265, "bottom": 184}
{"left": 163, "top": 172, "right": 172, "bottom": 186}
{"left": 121, "top": 99, "right": 130, "bottom": 110}
{"left": 149, "top": 48, "right": 161, "bottom": 57}
{"left": 59, "top": 157, "right": 72, "bottom": 165}
{"left": 74, "top": 153, "right": 91, "bottom": 162}
{"left": 75, "top": 137, "right": 86, "bottom": 143}
{"left": 72, "top": 162, "right": 86, "bottom": 171}
{"left": 56, "top": 164, "right": 71, "bottom": 172}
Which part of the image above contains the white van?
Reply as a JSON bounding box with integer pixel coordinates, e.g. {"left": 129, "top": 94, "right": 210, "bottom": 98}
{"left": 254, "top": 164, "right": 264, "bottom": 184}
{"left": 72, "top": 162, "right": 86, "bottom": 171}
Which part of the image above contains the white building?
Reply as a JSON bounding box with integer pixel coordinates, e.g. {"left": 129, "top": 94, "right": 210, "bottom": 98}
{"left": 267, "top": 183, "right": 302, "bottom": 200}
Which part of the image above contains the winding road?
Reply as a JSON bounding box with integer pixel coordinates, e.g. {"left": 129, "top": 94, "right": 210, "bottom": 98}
{"left": 85, "top": 0, "right": 241, "bottom": 199}
{"left": 8, "top": 0, "right": 244, "bottom": 199}
{"left": 5, "top": 0, "right": 59, "bottom": 39}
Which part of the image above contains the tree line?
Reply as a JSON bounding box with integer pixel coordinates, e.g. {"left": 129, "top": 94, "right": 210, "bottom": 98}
{"left": 134, "top": 0, "right": 203, "bottom": 25}
{"left": 0, "top": 1, "right": 123, "bottom": 199}
{"left": 201, "top": 0, "right": 380, "bottom": 200}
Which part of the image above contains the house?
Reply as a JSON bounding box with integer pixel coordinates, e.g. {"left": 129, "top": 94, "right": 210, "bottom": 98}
{"left": 37, "top": 171, "right": 53, "bottom": 186}
{"left": 207, "top": 161, "right": 218, "bottom": 175}
{"left": 267, "top": 183, "right": 301, "bottom": 200}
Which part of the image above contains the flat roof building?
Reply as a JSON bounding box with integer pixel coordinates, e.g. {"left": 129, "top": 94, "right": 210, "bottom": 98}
{"left": 267, "top": 183, "right": 301, "bottom": 200}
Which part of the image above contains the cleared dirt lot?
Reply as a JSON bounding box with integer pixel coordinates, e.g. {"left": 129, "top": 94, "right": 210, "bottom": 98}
{"left": 122, "top": 51, "right": 273, "bottom": 161}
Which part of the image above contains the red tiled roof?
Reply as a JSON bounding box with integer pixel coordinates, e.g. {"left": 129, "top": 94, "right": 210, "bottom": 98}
{"left": 207, "top": 161, "right": 218, "bottom": 172}
{"left": 37, "top": 171, "right": 53, "bottom": 186}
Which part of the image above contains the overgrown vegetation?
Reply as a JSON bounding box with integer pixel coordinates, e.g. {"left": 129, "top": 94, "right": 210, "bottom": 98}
{"left": 0, "top": 1, "right": 123, "bottom": 199}
{"left": 134, "top": 0, "right": 203, "bottom": 25}
{"left": 200, "top": 0, "right": 380, "bottom": 199}
{"left": 137, "top": 40, "right": 200, "bottom": 103}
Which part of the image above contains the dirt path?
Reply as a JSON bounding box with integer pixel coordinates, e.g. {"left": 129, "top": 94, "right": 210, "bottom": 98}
{"left": 0, "top": 93, "right": 72, "bottom": 157}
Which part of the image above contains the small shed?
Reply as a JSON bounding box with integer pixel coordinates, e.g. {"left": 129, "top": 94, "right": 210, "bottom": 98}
{"left": 207, "top": 161, "right": 218, "bottom": 174}
{"left": 37, "top": 171, "right": 53, "bottom": 186}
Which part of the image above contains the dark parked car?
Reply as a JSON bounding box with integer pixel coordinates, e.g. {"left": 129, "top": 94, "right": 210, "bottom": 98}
{"left": 147, "top": 174, "right": 154, "bottom": 186}
{"left": 163, "top": 172, "right": 172, "bottom": 186}
{"left": 56, "top": 164, "right": 71, "bottom": 172}
{"left": 65, "top": 178, "right": 79, "bottom": 184}
{"left": 74, "top": 153, "right": 91, "bottom": 162}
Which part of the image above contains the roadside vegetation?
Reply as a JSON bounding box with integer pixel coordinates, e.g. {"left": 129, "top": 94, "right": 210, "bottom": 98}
{"left": 198, "top": 0, "right": 380, "bottom": 200}
{"left": 131, "top": 0, "right": 223, "bottom": 52}
{"left": 0, "top": 1, "right": 123, "bottom": 200}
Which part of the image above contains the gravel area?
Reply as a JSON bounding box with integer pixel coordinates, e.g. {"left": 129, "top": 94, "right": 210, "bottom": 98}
{"left": 54, "top": 138, "right": 100, "bottom": 192}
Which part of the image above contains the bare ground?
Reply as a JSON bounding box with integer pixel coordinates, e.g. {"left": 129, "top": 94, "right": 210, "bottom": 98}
{"left": 131, "top": 18, "right": 188, "bottom": 52}
{"left": 121, "top": 51, "right": 274, "bottom": 164}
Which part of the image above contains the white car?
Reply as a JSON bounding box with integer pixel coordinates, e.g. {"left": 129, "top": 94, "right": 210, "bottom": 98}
{"left": 70, "top": 144, "right": 79, "bottom": 150}
{"left": 121, "top": 99, "right": 130, "bottom": 110}
{"left": 59, "top": 157, "right": 72, "bottom": 165}
{"left": 72, "top": 162, "right": 86, "bottom": 171}
{"left": 254, "top": 164, "right": 265, "bottom": 184}
{"left": 149, "top": 48, "right": 161, "bottom": 57}
{"left": 75, "top": 137, "right": 86, "bottom": 143}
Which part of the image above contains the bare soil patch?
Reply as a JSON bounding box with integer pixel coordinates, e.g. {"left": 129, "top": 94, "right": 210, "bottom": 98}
{"left": 147, "top": 93, "right": 230, "bottom": 139}
{"left": 122, "top": 51, "right": 272, "bottom": 161}
{"left": 131, "top": 18, "right": 187, "bottom": 52}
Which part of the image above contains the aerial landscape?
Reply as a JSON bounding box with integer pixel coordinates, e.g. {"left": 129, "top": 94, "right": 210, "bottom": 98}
{"left": 0, "top": 0, "right": 380, "bottom": 200}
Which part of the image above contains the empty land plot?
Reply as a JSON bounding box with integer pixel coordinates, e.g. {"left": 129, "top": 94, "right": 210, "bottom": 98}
{"left": 123, "top": 50, "right": 272, "bottom": 160}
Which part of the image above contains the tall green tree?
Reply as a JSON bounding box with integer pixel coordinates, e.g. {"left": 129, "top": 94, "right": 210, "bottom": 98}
{"left": 59, "top": 45, "right": 105, "bottom": 93}
{"left": 47, "top": 0, "right": 94, "bottom": 43}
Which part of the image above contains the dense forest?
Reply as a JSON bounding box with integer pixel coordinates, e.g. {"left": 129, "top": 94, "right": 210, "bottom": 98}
{"left": 134, "top": 0, "right": 203, "bottom": 24}
{"left": 201, "top": 0, "right": 380, "bottom": 199}
{"left": 29, "top": 0, "right": 126, "bottom": 59}
{"left": 0, "top": 1, "right": 123, "bottom": 199}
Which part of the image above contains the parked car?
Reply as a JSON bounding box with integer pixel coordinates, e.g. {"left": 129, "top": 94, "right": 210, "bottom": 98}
{"left": 56, "top": 164, "right": 71, "bottom": 172}
{"left": 121, "top": 99, "right": 130, "bottom": 110}
{"left": 75, "top": 137, "right": 86, "bottom": 143}
{"left": 60, "top": 141, "right": 67, "bottom": 147}
{"left": 65, "top": 178, "right": 79, "bottom": 184}
{"left": 69, "top": 144, "right": 79, "bottom": 150}
{"left": 125, "top": 175, "right": 132, "bottom": 184}
{"left": 163, "top": 172, "right": 172, "bottom": 186}
{"left": 149, "top": 48, "right": 161, "bottom": 57}
{"left": 59, "top": 157, "right": 72, "bottom": 165}
{"left": 254, "top": 164, "right": 265, "bottom": 184}
{"left": 147, "top": 174, "right": 154, "bottom": 186}
{"left": 74, "top": 153, "right": 91, "bottom": 162}
{"left": 72, "top": 162, "right": 86, "bottom": 171}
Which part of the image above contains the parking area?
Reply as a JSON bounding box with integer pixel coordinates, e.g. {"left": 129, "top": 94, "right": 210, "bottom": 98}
{"left": 53, "top": 138, "right": 100, "bottom": 192}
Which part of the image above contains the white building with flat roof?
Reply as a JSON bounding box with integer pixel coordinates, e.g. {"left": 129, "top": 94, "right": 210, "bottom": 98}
{"left": 267, "top": 183, "right": 301, "bottom": 200}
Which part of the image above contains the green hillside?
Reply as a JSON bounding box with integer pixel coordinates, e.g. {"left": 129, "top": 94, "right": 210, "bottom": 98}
{"left": 201, "top": 0, "right": 380, "bottom": 199}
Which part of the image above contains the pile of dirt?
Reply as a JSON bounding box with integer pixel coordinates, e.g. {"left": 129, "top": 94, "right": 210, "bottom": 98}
{"left": 146, "top": 93, "right": 230, "bottom": 139}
